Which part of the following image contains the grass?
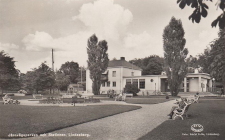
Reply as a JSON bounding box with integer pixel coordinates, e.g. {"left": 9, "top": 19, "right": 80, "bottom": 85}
{"left": 0, "top": 103, "right": 141, "bottom": 139}
{"left": 139, "top": 100, "right": 225, "bottom": 140}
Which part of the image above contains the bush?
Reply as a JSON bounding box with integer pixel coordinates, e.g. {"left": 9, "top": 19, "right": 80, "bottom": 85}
{"left": 164, "top": 93, "right": 169, "bottom": 99}
{"left": 124, "top": 83, "right": 140, "bottom": 96}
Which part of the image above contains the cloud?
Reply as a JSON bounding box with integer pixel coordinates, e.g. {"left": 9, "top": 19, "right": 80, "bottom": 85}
{"left": 73, "top": 0, "right": 133, "bottom": 41}
{"left": 22, "top": 30, "right": 94, "bottom": 70}
{"left": 22, "top": 31, "right": 53, "bottom": 51}
{"left": 123, "top": 31, "right": 163, "bottom": 59}
{"left": 187, "top": 29, "right": 218, "bottom": 56}
{"left": 0, "top": 42, "right": 19, "bottom": 52}
{"left": 124, "top": 31, "right": 152, "bottom": 49}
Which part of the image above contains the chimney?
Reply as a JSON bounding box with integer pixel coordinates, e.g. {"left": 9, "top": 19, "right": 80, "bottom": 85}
{"left": 120, "top": 57, "right": 125, "bottom": 60}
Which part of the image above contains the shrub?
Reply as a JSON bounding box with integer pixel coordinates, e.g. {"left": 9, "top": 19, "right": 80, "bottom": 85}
{"left": 124, "top": 83, "right": 140, "bottom": 96}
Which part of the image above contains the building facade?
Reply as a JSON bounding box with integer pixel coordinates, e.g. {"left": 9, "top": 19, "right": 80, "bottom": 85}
{"left": 86, "top": 57, "right": 213, "bottom": 94}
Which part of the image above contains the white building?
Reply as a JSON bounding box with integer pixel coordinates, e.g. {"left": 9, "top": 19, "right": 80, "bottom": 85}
{"left": 86, "top": 57, "right": 213, "bottom": 94}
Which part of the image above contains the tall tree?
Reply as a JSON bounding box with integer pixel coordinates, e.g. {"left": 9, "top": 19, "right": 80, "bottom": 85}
{"left": 163, "top": 17, "right": 189, "bottom": 96}
{"left": 209, "top": 29, "right": 225, "bottom": 93}
{"left": 0, "top": 51, "right": 20, "bottom": 93}
{"left": 177, "top": 0, "right": 225, "bottom": 29}
{"left": 130, "top": 55, "right": 164, "bottom": 75}
{"left": 87, "top": 34, "right": 109, "bottom": 95}
{"left": 196, "top": 48, "right": 212, "bottom": 73}
{"left": 59, "top": 61, "right": 79, "bottom": 84}
{"left": 24, "top": 62, "right": 55, "bottom": 94}
{"left": 55, "top": 70, "right": 70, "bottom": 91}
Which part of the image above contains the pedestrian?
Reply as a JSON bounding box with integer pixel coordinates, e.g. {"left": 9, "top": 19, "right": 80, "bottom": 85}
{"left": 221, "top": 87, "right": 224, "bottom": 97}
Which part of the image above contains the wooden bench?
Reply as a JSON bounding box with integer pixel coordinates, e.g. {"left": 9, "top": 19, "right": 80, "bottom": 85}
{"left": 32, "top": 94, "right": 43, "bottom": 99}
{"left": 126, "top": 93, "right": 133, "bottom": 98}
{"left": 2, "top": 97, "right": 12, "bottom": 104}
{"left": 173, "top": 101, "right": 192, "bottom": 120}
{"left": 115, "top": 93, "right": 126, "bottom": 101}
{"left": 188, "top": 95, "right": 200, "bottom": 103}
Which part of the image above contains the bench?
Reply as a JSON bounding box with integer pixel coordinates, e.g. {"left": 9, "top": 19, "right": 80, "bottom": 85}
{"left": 188, "top": 95, "right": 200, "bottom": 103}
{"left": 126, "top": 93, "right": 133, "bottom": 98}
{"left": 192, "top": 95, "right": 200, "bottom": 103}
{"left": 32, "top": 94, "right": 43, "bottom": 99}
{"left": 2, "top": 97, "right": 13, "bottom": 104}
{"left": 173, "top": 101, "right": 192, "bottom": 120}
{"left": 115, "top": 93, "right": 126, "bottom": 101}
{"left": 2, "top": 97, "right": 20, "bottom": 105}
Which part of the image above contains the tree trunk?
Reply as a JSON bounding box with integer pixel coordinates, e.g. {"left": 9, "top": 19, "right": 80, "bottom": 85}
{"left": 92, "top": 80, "right": 100, "bottom": 95}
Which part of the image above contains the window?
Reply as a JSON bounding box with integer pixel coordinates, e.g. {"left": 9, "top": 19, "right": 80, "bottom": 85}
{"left": 112, "top": 71, "right": 116, "bottom": 77}
{"left": 139, "top": 79, "right": 145, "bottom": 89}
{"left": 126, "top": 79, "right": 131, "bottom": 85}
{"left": 133, "top": 79, "right": 138, "bottom": 87}
{"left": 113, "top": 82, "right": 116, "bottom": 87}
{"left": 107, "top": 81, "right": 110, "bottom": 87}
{"left": 102, "top": 82, "right": 105, "bottom": 87}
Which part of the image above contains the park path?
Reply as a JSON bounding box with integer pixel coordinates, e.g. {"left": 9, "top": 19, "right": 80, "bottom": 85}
{"left": 15, "top": 99, "right": 176, "bottom": 140}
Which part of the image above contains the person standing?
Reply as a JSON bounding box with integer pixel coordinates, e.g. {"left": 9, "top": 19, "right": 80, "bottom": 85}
{"left": 221, "top": 87, "right": 224, "bottom": 97}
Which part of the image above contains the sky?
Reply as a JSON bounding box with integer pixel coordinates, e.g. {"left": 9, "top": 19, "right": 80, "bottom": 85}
{"left": 0, "top": 0, "right": 222, "bottom": 73}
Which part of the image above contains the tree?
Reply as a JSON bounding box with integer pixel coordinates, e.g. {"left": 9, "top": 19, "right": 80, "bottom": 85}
{"left": 124, "top": 83, "right": 140, "bottom": 96}
{"left": 196, "top": 48, "right": 212, "bottom": 73}
{"left": 24, "top": 62, "right": 55, "bottom": 94}
{"left": 55, "top": 70, "right": 70, "bottom": 91}
{"left": 177, "top": 0, "right": 225, "bottom": 29}
{"left": 59, "top": 61, "right": 79, "bottom": 84}
{"left": 0, "top": 51, "right": 20, "bottom": 93}
{"left": 163, "top": 17, "right": 189, "bottom": 96}
{"left": 36, "top": 63, "right": 55, "bottom": 93}
{"left": 209, "top": 29, "right": 225, "bottom": 93}
{"left": 87, "top": 34, "right": 109, "bottom": 95}
{"left": 23, "top": 71, "right": 36, "bottom": 94}
{"left": 130, "top": 55, "right": 164, "bottom": 75}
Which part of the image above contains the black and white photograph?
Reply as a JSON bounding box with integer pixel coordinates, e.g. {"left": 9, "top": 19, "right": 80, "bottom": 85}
{"left": 0, "top": 0, "right": 225, "bottom": 140}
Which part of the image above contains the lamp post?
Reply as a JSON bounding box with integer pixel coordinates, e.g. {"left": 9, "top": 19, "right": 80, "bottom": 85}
{"left": 131, "top": 61, "right": 133, "bottom": 84}
{"left": 212, "top": 78, "right": 215, "bottom": 92}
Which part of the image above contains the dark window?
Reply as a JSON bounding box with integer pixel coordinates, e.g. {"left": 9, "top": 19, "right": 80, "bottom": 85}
{"left": 107, "top": 81, "right": 110, "bottom": 87}
{"left": 112, "top": 71, "right": 116, "bottom": 77}
{"left": 113, "top": 82, "right": 116, "bottom": 87}
{"left": 102, "top": 82, "right": 105, "bottom": 87}
{"left": 139, "top": 79, "right": 145, "bottom": 89}
{"left": 126, "top": 79, "right": 131, "bottom": 85}
{"left": 133, "top": 79, "right": 138, "bottom": 87}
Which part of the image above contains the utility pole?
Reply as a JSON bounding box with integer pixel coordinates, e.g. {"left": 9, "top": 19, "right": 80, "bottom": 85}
{"left": 52, "top": 48, "right": 54, "bottom": 94}
{"left": 52, "top": 48, "right": 54, "bottom": 72}
{"left": 81, "top": 66, "right": 83, "bottom": 83}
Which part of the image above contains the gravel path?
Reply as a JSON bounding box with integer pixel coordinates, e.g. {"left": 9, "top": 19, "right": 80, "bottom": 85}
{"left": 14, "top": 100, "right": 176, "bottom": 140}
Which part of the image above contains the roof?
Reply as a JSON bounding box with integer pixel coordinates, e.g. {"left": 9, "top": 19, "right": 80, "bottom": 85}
{"left": 68, "top": 84, "right": 83, "bottom": 88}
{"left": 123, "top": 73, "right": 211, "bottom": 79}
{"left": 108, "top": 60, "right": 142, "bottom": 70}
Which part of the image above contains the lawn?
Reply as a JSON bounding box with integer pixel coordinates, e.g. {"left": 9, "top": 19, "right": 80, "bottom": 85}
{"left": 139, "top": 100, "right": 225, "bottom": 140}
{"left": 0, "top": 103, "right": 141, "bottom": 139}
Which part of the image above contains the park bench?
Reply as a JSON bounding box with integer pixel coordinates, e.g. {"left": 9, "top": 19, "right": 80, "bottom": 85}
{"left": 173, "top": 101, "right": 192, "bottom": 120}
{"left": 115, "top": 93, "right": 126, "bottom": 101}
{"left": 2, "top": 97, "right": 13, "bottom": 104}
{"left": 187, "top": 95, "right": 200, "bottom": 103}
{"left": 2, "top": 97, "right": 20, "bottom": 105}
{"left": 126, "top": 93, "right": 133, "bottom": 98}
{"left": 32, "top": 94, "right": 43, "bottom": 99}
{"left": 192, "top": 95, "right": 200, "bottom": 103}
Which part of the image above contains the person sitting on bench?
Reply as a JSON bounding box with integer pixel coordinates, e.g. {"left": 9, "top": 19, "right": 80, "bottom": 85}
{"left": 167, "top": 98, "right": 187, "bottom": 119}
